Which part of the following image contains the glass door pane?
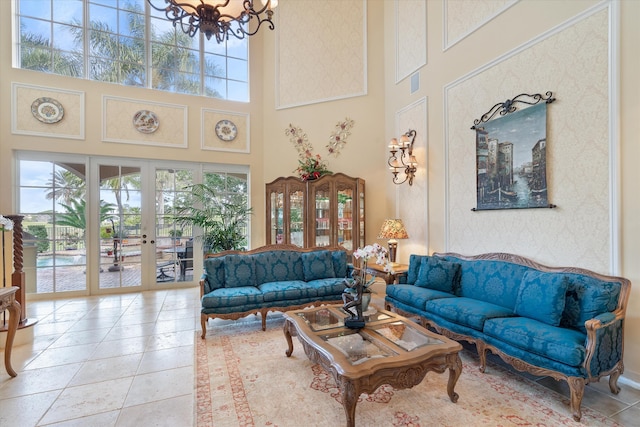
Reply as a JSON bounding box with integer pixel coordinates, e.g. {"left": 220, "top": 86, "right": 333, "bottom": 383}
{"left": 358, "top": 184, "right": 365, "bottom": 249}
{"left": 289, "top": 190, "right": 304, "bottom": 247}
{"left": 271, "top": 190, "right": 284, "bottom": 244}
{"left": 155, "top": 168, "right": 194, "bottom": 284}
{"left": 337, "top": 188, "right": 354, "bottom": 251}
{"left": 98, "top": 164, "right": 142, "bottom": 290}
{"left": 19, "top": 160, "right": 88, "bottom": 295}
{"left": 314, "top": 186, "right": 331, "bottom": 247}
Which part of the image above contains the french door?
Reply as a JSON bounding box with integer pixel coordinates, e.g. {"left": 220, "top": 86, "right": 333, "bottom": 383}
{"left": 18, "top": 154, "right": 199, "bottom": 296}
{"left": 92, "top": 158, "right": 199, "bottom": 293}
{"left": 18, "top": 153, "right": 248, "bottom": 297}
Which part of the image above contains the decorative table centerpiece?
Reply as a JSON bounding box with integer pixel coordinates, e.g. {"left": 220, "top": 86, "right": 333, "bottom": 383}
{"left": 342, "top": 243, "right": 389, "bottom": 328}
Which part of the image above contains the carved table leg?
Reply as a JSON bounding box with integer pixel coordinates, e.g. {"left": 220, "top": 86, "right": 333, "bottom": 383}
{"left": 283, "top": 320, "right": 294, "bottom": 357}
{"left": 338, "top": 379, "right": 359, "bottom": 427}
{"left": 4, "top": 299, "right": 21, "bottom": 377}
{"left": 446, "top": 352, "right": 462, "bottom": 403}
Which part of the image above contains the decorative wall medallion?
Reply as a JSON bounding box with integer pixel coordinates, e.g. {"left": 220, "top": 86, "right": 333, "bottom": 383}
{"left": 31, "top": 97, "right": 64, "bottom": 124}
{"left": 215, "top": 119, "right": 238, "bottom": 141}
{"left": 133, "top": 110, "right": 159, "bottom": 134}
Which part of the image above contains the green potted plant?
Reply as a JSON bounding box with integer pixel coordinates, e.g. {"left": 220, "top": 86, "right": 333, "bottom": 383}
{"left": 173, "top": 183, "right": 253, "bottom": 253}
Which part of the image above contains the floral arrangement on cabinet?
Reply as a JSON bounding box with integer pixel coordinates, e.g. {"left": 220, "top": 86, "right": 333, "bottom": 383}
{"left": 285, "top": 117, "right": 355, "bottom": 181}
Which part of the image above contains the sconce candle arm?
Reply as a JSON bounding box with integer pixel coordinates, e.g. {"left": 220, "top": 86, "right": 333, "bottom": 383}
{"left": 387, "top": 129, "right": 417, "bottom": 186}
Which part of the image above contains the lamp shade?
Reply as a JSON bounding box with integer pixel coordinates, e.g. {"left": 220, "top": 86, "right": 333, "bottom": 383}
{"left": 377, "top": 219, "right": 409, "bottom": 240}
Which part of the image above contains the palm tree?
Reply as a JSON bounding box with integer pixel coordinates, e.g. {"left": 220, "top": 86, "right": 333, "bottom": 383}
{"left": 19, "top": 31, "right": 82, "bottom": 76}
{"left": 45, "top": 169, "right": 85, "bottom": 205}
{"left": 173, "top": 184, "right": 252, "bottom": 253}
{"left": 56, "top": 199, "right": 116, "bottom": 237}
{"left": 19, "top": 2, "right": 222, "bottom": 96}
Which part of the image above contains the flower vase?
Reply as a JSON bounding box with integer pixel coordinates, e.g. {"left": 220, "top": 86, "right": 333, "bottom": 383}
{"left": 362, "top": 292, "right": 371, "bottom": 313}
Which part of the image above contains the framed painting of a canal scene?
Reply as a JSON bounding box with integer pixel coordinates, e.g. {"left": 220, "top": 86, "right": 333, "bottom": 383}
{"left": 473, "top": 92, "right": 555, "bottom": 211}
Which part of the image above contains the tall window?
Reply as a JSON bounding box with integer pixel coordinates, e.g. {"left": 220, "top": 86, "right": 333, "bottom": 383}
{"left": 16, "top": 0, "right": 249, "bottom": 101}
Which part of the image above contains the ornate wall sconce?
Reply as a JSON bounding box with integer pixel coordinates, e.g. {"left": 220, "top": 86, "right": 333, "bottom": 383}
{"left": 388, "top": 129, "right": 417, "bottom": 185}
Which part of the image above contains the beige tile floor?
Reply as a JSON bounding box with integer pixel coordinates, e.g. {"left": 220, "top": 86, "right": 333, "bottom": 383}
{"left": 0, "top": 288, "right": 199, "bottom": 426}
{"left": 1, "top": 287, "right": 639, "bottom": 426}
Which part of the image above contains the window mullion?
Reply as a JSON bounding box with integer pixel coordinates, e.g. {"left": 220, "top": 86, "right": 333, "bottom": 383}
{"left": 83, "top": 0, "right": 89, "bottom": 79}
{"left": 145, "top": 0, "right": 152, "bottom": 89}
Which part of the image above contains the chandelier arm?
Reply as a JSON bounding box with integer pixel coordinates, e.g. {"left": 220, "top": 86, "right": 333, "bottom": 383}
{"left": 147, "top": 0, "right": 276, "bottom": 43}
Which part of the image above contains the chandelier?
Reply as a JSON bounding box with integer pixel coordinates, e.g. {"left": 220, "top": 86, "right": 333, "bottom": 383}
{"left": 388, "top": 130, "right": 418, "bottom": 186}
{"left": 147, "top": 0, "right": 278, "bottom": 43}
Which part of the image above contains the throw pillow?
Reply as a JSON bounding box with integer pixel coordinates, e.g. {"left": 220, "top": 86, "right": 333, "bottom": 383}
{"left": 224, "top": 255, "right": 256, "bottom": 288}
{"left": 203, "top": 257, "right": 225, "bottom": 292}
{"left": 414, "top": 257, "right": 460, "bottom": 293}
{"left": 514, "top": 270, "right": 569, "bottom": 326}
{"left": 332, "top": 250, "right": 348, "bottom": 278}
{"left": 301, "top": 250, "right": 336, "bottom": 281}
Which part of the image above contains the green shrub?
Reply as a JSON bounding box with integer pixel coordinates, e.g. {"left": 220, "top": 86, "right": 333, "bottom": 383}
{"left": 27, "top": 225, "right": 50, "bottom": 253}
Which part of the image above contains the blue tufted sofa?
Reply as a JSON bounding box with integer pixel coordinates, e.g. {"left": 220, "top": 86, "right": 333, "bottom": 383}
{"left": 384, "top": 252, "right": 631, "bottom": 421}
{"left": 199, "top": 244, "right": 350, "bottom": 339}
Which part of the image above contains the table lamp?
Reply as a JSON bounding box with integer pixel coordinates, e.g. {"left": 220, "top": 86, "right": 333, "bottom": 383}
{"left": 377, "top": 219, "right": 409, "bottom": 264}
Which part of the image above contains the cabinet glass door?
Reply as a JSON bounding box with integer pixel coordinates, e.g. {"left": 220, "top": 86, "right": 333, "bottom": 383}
{"left": 314, "top": 187, "right": 331, "bottom": 247}
{"left": 358, "top": 184, "right": 365, "bottom": 249}
{"left": 289, "top": 190, "right": 304, "bottom": 246}
{"left": 337, "top": 188, "right": 354, "bottom": 251}
{"left": 270, "top": 190, "right": 284, "bottom": 244}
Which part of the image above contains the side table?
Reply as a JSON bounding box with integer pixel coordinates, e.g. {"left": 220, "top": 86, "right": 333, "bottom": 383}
{"left": 0, "top": 287, "right": 21, "bottom": 377}
{"left": 365, "top": 263, "right": 408, "bottom": 284}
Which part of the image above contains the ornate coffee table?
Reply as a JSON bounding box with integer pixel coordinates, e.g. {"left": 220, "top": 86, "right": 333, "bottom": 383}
{"left": 283, "top": 305, "right": 462, "bottom": 427}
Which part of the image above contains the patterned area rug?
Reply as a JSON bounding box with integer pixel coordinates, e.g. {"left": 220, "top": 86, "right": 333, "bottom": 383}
{"left": 196, "top": 314, "right": 620, "bottom": 427}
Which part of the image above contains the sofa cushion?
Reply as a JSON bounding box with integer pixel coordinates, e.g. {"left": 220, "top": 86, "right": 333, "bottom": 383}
{"left": 224, "top": 254, "right": 256, "bottom": 288}
{"left": 439, "top": 256, "right": 531, "bottom": 309}
{"left": 406, "top": 254, "right": 428, "bottom": 284}
{"left": 561, "top": 274, "right": 621, "bottom": 333}
{"left": 258, "top": 280, "right": 317, "bottom": 302}
{"left": 514, "top": 271, "right": 569, "bottom": 326}
{"left": 306, "top": 278, "right": 348, "bottom": 298}
{"left": 201, "top": 286, "right": 263, "bottom": 309}
{"left": 331, "top": 251, "right": 348, "bottom": 278}
{"left": 253, "top": 251, "right": 303, "bottom": 285}
{"left": 301, "top": 250, "right": 336, "bottom": 281}
{"left": 415, "top": 257, "right": 460, "bottom": 293}
{"left": 203, "top": 257, "right": 225, "bottom": 292}
{"left": 386, "top": 284, "right": 457, "bottom": 311}
{"left": 483, "top": 317, "right": 586, "bottom": 367}
{"left": 426, "top": 297, "right": 515, "bottom": 331}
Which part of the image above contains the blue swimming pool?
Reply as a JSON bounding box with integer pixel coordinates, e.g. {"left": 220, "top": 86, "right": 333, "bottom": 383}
{"left": 37, "top": 255, "right": 86, "bottom": 267}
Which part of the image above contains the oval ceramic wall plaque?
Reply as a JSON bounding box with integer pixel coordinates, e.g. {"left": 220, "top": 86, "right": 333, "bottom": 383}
{"left": 31, "top": 97, "right": 64, "bottom": 124}
{"left": 133, "top": 110, "right": 159, "bottom": 134}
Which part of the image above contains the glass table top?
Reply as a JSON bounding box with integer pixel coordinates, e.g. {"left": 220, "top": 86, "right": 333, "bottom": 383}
{"left": 296, "top": 307, "right": 392, "bottom": 332}
{"left": 322, "top": 330, "right": 396, "bottom": 365}
{"left": 370, "top": 321, "right": 443, "bottom": 351}
{"left": 293, "top": 307, "right": 445, "bottom": 366}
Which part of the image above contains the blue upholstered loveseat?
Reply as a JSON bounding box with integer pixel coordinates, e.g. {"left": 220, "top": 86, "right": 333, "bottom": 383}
{"left": 199, "top": 244, "right": 349, "bottom": 339}
{"left": 384, "top": 252, "right": 631, "bottom": 421}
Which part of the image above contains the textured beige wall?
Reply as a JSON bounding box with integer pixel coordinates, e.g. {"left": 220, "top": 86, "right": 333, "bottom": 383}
{"left": 446, "top": 8, "right": 610, "bottom": 271}
{"left": 384, "top": 0, "right": 640, "bottom": 384}
{"left": 262, "top": 1, "right": 389, "bottom": 246}
{"left": 276, "top": 0, "right": 366, "bottom": 108}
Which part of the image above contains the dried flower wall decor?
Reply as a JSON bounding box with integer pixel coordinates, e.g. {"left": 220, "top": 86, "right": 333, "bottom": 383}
{"left": 285, "top": 117, "right": 355, "bottom": 181}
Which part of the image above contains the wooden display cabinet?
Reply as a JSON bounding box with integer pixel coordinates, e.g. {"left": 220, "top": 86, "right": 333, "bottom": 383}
{"left": 265, "top": 173, "right": 365, "bottom": 251}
